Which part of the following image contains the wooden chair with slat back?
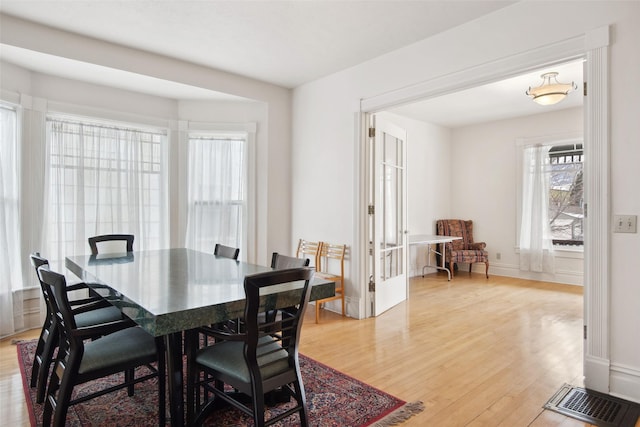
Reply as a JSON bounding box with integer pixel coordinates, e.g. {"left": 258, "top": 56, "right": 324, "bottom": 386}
{"left": 314, "top": 242, "right": 346, "bottom": 323}
{"left": 296, "top": 239, "right": 320, "bottom": 268}
{"left": 88, "top": 234, "right": 134, "bottom": 255}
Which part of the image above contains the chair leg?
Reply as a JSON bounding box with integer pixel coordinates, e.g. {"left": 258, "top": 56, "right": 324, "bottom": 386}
{"left": 315, "top": 301, "right": 320, "bottom": 323}
{"left": 36, "top": 328, "right": 58, "bottom": 403}
{"left": 44, "top": 360, "right": 73, "bottom": 427}
{"left": 293, "top": 378, "right": 309, "bottom": 426}
{"left": 30, "top": 323, "right": 48, "bottom": 388}
{"left": 253, "top": 391, "right": 266, "bottom": 427}
{"left": 126, "top": 368, "right": 135, "bottom": 396}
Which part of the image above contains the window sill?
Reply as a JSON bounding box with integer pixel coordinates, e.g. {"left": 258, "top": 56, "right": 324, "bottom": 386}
{"left": 514, "top": 246, "right": 584, "bottom": 259}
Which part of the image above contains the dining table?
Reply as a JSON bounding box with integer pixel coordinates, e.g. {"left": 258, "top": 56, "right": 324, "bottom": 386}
{"left": 65, "top": 247, "right": 336, "bottom": 427}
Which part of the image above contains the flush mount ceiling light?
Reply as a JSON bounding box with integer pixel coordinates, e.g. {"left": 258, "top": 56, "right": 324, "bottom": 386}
{"left": 526, "top": 72, "right": 578, "bottom": 105}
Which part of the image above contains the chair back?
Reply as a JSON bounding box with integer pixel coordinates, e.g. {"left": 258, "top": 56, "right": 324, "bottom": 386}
{"left": 88, "top": 234, "right": 134, "bottom": 255}
{"left": 271, "top": 252, "right": 310, "bottom": 269}
{"left": 296, "top": 239, "right": 320, "bottom": 268}
{"left": 243, "top": 268, "right": 314, "bottom": 374}
{"left": 37, "top": 267, "right": 78, "bottom": 331}
{"left": 436, "top": 219, "right": 473, "bottom": 250}
{"left": 30, "top": 253, "right": 55, "bottom": 326}
{"left": 214, "top": 243, "right": 240, "bottom": 260}
{"left": 317, "top": 242, "right": 346, "bottom": 279}
{"left": 36, "top": 267, "right": 80, "bottom": 372}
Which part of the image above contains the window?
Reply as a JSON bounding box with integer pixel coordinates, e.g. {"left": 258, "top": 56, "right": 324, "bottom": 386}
{"left": 45, "top": 117, "right": 168, "bottom": 262}
{"left": 185, "top": 133, "right": 246, "bottom": 254}
{"left": 548, "top": 143, "right": 583, "bottom": 245}
{"left": 1, "top": 104, "right": 21, "bottom": 335}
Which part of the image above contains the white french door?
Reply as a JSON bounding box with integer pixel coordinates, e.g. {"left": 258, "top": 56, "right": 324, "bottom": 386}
{"left": 367, "top": 114, "right": 408, "bottom": 316}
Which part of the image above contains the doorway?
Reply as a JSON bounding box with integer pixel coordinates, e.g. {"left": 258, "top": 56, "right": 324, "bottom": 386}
{"left": 357, "top": 26, "right": 610, "bottom": 393}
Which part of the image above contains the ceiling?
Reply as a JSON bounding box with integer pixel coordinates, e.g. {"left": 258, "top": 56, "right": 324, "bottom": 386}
{"left": 0, "top": 1, "right": 582, "bottom": 128}
{"left": 388, "top": 59, "right": 583, "bottom": 128}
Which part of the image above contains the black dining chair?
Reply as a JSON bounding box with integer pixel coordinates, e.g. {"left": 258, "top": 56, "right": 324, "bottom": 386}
{"left": 88, "top": 233, "right": 134, "bottom": 255}
{"left": 271, "top": 252, "right": 310, "bottom": 269}
{"left": 29, "top": 253, "right": 125, "bottom": 404}
{"left": 186, "top": 267, "right": 315, "bottom": 427}
{"left": 214, "top": 243, "right": 240, "bottom": 260}
{"left": 37, "top": 265, "right": 166, "bottom": 427}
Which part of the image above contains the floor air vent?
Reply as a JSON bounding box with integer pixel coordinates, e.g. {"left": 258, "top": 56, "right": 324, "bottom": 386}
{"left": 544, "top": 384, "right": 640, "bottom": 427}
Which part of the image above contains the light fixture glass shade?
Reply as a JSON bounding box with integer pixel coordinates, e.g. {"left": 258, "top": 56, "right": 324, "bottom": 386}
{"left": 526, "top": 72, "right": 577, "bottom": 105}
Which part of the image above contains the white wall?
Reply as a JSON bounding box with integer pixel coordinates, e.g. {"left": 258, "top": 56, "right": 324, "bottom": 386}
{"left": 292, "top": 1, "right": 640, "bottom": 403}
{"left": 451, "top": 107, "right": 584, "bottom": 285}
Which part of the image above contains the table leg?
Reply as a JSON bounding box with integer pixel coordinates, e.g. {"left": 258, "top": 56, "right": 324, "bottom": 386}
{"left": 421, "top": 242, "right": 452, "bottom": 281}
{"left": 440, "top": 243, "right": 452, "bottom": 281}
{"left": 165, "top": 332, "right": 185, "bottom": 427}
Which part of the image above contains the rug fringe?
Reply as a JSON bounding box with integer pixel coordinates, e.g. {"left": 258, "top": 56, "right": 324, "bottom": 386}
{"left": 371, "top": 401, "right": 425, "bottom": 426}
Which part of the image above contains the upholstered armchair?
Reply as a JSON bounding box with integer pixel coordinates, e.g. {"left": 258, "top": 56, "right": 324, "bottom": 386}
{"left": 436, "top": 219, "right": 489, "bottom": 278}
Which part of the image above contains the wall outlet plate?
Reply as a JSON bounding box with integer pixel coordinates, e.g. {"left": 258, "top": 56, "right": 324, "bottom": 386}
{"left": 613, "top": 215, "right": 637, "bottom": 233}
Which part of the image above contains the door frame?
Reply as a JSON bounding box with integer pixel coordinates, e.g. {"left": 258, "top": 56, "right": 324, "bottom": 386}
{"left": 355, "top": 26, "right": 610, "bottom": 392}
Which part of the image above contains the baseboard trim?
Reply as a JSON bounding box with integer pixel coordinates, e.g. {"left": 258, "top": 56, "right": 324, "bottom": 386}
{"left": 610, "top": 363, "right": 640, "bottom": 404}
{"left": 584, "top": 354, "right": 611, "bottom": 394}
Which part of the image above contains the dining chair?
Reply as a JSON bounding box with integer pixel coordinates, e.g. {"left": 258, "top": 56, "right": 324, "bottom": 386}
{"left": 271, "top": 252, "right": 310, "bottom": 269}
{"left": 88, "top": 233, "right": 134, "bottom": 255}
{"left": 204, "top": 244, "right": 241, "bottom": 336}
{"left": 214, "top": 243, "right": 240, "bottom": 260}
{"left": 186, "top": 267, "right": 315, "bottom": 427}
{"left": 314, "top": 242, "right": 347, "bottom": 323}
{"left": 29, "top": 253, "right": 125, "bottom": 404}
{"left": 37, "top": 265, "right": 166, "bottom": 427}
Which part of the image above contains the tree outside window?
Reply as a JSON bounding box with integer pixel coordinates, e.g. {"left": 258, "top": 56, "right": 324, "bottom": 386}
{"left": 548, "top": 143, "right": 583, "bottom": 246}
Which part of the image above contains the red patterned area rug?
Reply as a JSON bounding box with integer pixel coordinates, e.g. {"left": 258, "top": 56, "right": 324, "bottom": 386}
{"left": 17, "top": 339, "right": 423, "bottom": 426}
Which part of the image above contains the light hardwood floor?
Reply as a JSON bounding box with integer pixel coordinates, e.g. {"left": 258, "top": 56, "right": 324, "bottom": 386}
{"left": 2, "top": 272, "right": 637, "bottom": 426}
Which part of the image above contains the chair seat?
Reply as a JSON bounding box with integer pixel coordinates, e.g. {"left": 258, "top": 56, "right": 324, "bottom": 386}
{"left": 74, "top": 306, "right": 123, "bottom": 328}
{"left": 196, "top": 336, "right": 289, "bottom": 384}
{"left": 449, "top": 249, "right": 489, "bottom": 264}
{"left": 79, "top": 327, "right": 159, "bottom": 375}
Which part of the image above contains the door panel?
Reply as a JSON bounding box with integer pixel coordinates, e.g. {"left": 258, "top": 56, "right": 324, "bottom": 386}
{"left": 369, "top": 115, "right": 408, "bottom": 316}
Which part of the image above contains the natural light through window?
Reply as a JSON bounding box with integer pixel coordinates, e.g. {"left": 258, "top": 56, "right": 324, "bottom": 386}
{"left": 185, "top": 134, "right": 246, "bottom": 254}
{"left": 45, "top": 117, "right": 168, "bottom": 262}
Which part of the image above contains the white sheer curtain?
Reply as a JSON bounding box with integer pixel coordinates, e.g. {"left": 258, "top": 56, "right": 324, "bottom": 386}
{"left": 0, "top": 105, "right": 22, "bottom": 337}
{"left": 185, "top": 135, "right": 245, "bottom": 254}
{"left": 520, "top": 145, "right": 555, "bottom": 273}
{"left": 43, "top": 118, "right": 168, "bottom": 263}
